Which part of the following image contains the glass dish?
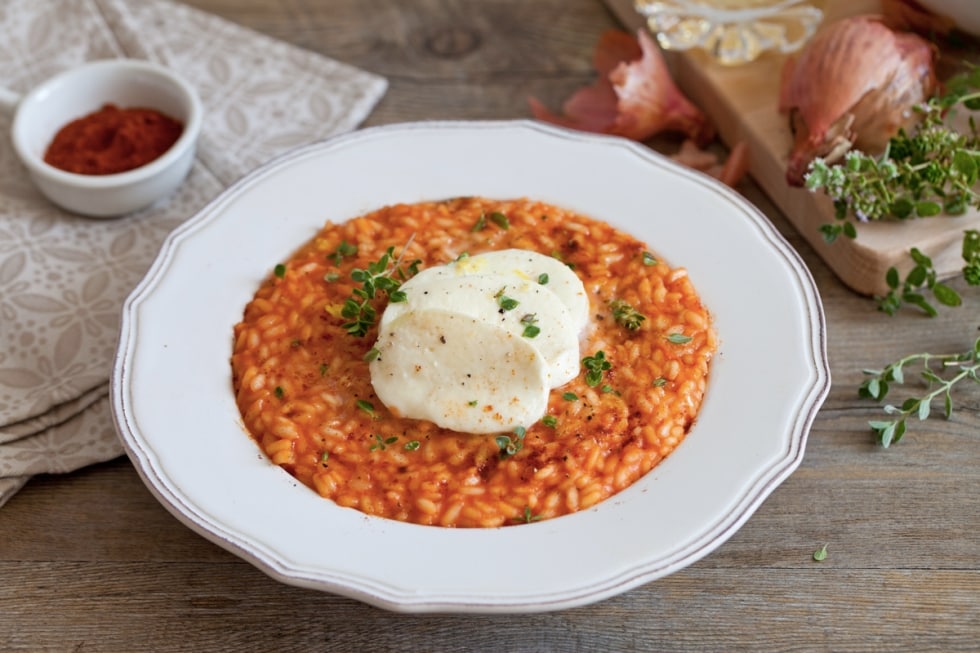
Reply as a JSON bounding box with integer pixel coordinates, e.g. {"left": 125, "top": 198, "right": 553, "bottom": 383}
{"left": 635, "top": 0, "right": 824, "bottom": 65}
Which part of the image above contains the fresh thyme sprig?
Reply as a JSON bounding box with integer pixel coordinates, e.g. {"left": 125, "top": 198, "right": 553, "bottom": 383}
{"left": 877, "top": 230, "right": 980, "bottom": 316}
{"left": 804, "top": 67, "right": 980, "bottom": 314}
{"left": 966, "top": 229, "right": 980, "bottom": 285}
{"left": 329, "top": 240, "right": 358, "bottom": 266}
{"left": 878, "top": 248, "right": 961, "bottom": 316}
{"left": 805, "top": 67, "right": 980, "bottom": 243}
{"left": 496, "top": 426, "right": 526, "bottom": 458}
{"left": 340, "top": 241, "right": 420, "bottom": 337}
{"left": 859, "top": 336, "right": 980, "bottom": 447}
{"left": 513, "top": 505, "right": 542, "bottom": 524}
{"left": 609, "top": 299, "right": 646, "bottom": 331}
{"left": 370, "top": 434, "right": 398, "bottom": 451}
{"left": 582, "top": 351, "right": 611, "bottom": 387}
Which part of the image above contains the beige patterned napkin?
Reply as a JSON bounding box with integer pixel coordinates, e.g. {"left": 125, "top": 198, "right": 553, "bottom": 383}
{"left": 0, "top": 0, "right": 387, "bottom": 506}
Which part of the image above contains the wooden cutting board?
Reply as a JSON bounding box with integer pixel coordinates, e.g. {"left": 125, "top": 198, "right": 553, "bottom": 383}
{"left": 606, "top": 0, "right": 980, "bottom": 296}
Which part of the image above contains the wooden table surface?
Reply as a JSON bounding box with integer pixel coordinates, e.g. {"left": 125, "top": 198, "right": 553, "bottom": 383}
{"left": 2, "top": 1, "right": 978, "bottom": 651}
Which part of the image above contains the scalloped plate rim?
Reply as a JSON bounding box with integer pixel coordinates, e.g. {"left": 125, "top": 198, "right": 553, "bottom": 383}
{"left": 111, "top": 119, "right": 829, "bottom": 613}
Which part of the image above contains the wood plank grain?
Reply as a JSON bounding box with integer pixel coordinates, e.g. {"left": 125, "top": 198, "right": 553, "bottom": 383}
{"left": 1, "top": 561, "right": 977, "bottom": 651}
{"left": 2, "top": 2, "right": 978, "bottom": 651}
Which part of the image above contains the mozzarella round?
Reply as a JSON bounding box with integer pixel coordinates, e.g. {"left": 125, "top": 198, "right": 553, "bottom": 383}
{"left": 380, "top": 272, "right": 580, "bottom": 386}
{"left": 369, "top": 248, "right": 590, "bottom": 434}
{"left": 370, "top": 309, "right": 550, "bottom": 433}
{"left": 401, "top": 248, "right": 590, "bottom": 332}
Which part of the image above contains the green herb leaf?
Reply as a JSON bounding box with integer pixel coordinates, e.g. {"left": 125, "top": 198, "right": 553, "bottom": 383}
{"left": 520, "top": 313, "right": 540, "bottom": 338}
{"left": 932, "top": 282, "right": 962, "bottom": 307}
{"left": 340, "top": 242, "right": 419, "bottom": 337}
{"left": 562, "top": 392, "right": 578, "bottom": 401}
{"left": 514, "top": 505, "right": 542, "bottom": 523}
{"left": 582, "top": 351, "right": 612, "bottom": 387}
{"left": 274, "top": 263, "right": 286, "bottom": 279}
{"left": 609, "top": 299, "right": 646, "bottom": 331}
{"left": 666, "top": 333, "right": 693, "bottom": 344}
{"left": 542, "top": 415, "right": 558, "bottom": 428}
{"left": 404, "top": 440, "right": 421, "bottom": 451}
{"left": 804, "top": 64, "right": 980, "bottom": 313}
{"left": 642, "top": 251, "right": 657, "bottom": 266}
{"left": 962, "top": 229, "right": 980, "bottom": 286}
{"left": 496, "top": 426, "right": 526, "bottom": 458}
{"left": 357, "top": 399, "right": 377, "bottom": 418}
{"left": 813, "top": 544, "right": 828, "bottom": 562}
{"left": 328, "top": 240, "right": 358, "bottom": 266}
{"left": 860, "top": 337, "right": 980, "bottom": 446}
{"left": 496, "top": 289, "right": 519, "bottom": 311}
{"left": 488, "top": 211, "right": 510, "bottom": 230}
{"left": 875, "top": 237, "right": 978, "bottom": 316}
{"left": 369, "top": 434, "right": 398, "bottom": 451}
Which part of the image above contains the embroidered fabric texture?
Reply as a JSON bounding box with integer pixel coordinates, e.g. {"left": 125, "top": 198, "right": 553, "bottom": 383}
{"left": 0, "top": 0, "right": 387, "bottom": 506}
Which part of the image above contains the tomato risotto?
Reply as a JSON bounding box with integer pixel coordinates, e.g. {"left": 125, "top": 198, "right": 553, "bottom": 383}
{"left": 231, "top": 197, "right": 716, "bottom": 527}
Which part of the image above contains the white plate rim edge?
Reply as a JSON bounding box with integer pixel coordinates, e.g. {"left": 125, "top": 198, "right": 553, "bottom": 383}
{"left": 110, "top": 119, "right": 831, "bottom": 613}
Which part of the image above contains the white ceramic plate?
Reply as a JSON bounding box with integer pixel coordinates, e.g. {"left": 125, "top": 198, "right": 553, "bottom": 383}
{"left": 111, "top": 121, "right": 829, "bottom": 613}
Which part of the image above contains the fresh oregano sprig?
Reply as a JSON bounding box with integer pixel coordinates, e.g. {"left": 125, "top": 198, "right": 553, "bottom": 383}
{"left": 859, "top": 336, "right": 980, "bottom": 447}
{"left": 582, "top": 351, "right": 611, "bottom": 387}
{"left": 878, "top": 248, "right": 961, "bottom": 316}
{"left": 370, "top": 434, "right": 398, "bottom": 451}
{"left": 878, "top": 230, "right": 980, "bottom": 316}
{"left": 496, "top": 426, "right": 526, "bottom": 458}
{"left": 962, "top": 229, "right": 980, "bottom": 284}
{"left": 805, "top": 66, "right": 980, "bottom": 242}
{"left": 513, "top": 505, "right": 542, "bottom": 524}
{"left": 340, "top": 243, "right": 420, "bottom": 337}
{"left": 609, "top": 298, "right": 646, "bottom": 331}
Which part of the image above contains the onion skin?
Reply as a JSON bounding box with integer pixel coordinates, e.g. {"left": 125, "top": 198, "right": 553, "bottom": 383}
{"left": 882, "top": 0, "right": 957, "bottom": 38}
{"left": 672, "top": 139, "right": 751, "bottom": 187}
{"left": 529, "top": 30, "right": 713, "bottom": 146}
{"left": 779, "top": 15, "right": 937, "bottom": 186}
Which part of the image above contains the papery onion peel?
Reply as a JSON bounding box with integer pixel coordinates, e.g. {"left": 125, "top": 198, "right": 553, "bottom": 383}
{"left": 779, "top": 15, "right": 937, "bottom": 186}
{"left": 529, "top": 29, "right": 714, "bottom": 146}
{"left": 672, "top": 140, "right": 751, "bottom": 188}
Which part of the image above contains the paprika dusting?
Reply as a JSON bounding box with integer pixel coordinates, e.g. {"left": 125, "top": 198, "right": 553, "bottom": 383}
{"left": 44, "top": 103, "right": 184, "bottom": 175}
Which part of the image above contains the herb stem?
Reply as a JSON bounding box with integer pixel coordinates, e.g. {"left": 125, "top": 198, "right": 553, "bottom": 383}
{"left": 339, "top": 239, "right": 420, "bottom": 337}
{"left": 806, "top": 67, "right": 980, "bottom": 241}
{"left": 860, "top": 337, "right": 980, "bottom": 446}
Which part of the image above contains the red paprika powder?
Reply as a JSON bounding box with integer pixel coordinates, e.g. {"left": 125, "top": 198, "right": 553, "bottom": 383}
{"left": 43, "top": 103, "right": 184, "bottom": 175}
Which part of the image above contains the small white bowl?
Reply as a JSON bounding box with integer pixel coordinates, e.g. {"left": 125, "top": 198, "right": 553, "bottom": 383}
{"left": 5, "top": 59, "right": 202, "bottom": 218}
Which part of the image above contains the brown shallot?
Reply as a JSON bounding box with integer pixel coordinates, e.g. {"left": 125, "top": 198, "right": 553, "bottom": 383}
{"left": 779, "top": 15, "right": 937, "bottom": 186}
{"left": 529, "top": 29, "right": 713, "bottom": 146}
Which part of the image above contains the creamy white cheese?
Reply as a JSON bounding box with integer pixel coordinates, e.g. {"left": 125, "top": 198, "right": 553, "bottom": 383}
{"left": 404, "top": 248, "right": 590, "bottom": 330}
{"left": 379, "top": 273, "right": 579, "bottom": 386}
{"left": 370, "top": 309, "right": 550, "bottom": 434}
{"left": 369, "top": 248, "right": 589, "bottom": 433}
